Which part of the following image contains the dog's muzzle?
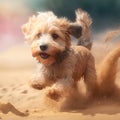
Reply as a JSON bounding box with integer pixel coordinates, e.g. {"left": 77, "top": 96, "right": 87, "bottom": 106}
{"left": 39, "top": 45, "right": 50, "bottom": 59}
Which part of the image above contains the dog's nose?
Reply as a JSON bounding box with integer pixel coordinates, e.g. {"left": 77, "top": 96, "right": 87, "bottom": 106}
{"left": 40, "top": 45, "right": 48, "bottom": 51}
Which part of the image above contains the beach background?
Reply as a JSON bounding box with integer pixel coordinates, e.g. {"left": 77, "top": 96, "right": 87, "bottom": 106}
{"left": 0, "top": 0, "right": 120, "bottom": 119}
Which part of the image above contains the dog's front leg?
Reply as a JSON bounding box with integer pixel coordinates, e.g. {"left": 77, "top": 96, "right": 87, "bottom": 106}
{"left": 46, "top": 77, "right": 74, "bottom": 101}
{"left": 29, "top": 73, "right": 50, "bottom": 90}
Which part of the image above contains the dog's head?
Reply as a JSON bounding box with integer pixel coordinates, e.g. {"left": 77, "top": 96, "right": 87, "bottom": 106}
{"left": 22, "top": 11, "right": 82, "bottom": 65}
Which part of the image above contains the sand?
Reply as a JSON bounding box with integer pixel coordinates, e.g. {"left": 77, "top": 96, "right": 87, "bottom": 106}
{"left": 0, "top": 38, "right": 120, "bottom": 120}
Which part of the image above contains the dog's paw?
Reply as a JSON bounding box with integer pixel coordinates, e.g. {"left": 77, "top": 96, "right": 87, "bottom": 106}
{"left": 29, "top": 80, "right": 45, "bottom": 90}
{"left": 31, "top": 83, "right": 45, "bottom": 90}
{"left": 46, "top": 88, "right": 62, "bottom": 101}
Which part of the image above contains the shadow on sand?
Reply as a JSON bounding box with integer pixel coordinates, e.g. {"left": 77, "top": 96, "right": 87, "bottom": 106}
{"left": 0, "top": 102, "right": 29, "bottom": 117}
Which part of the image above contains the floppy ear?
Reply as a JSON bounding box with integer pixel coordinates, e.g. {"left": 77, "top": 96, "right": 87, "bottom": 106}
{"left": 22, "top": 15, "right": 37, "bottom": 40}
{"left": 22, "top": 23, "right": 28, "bottom": 36}
{"left": 68, "top": 25, "right": 82, "bottom": 38}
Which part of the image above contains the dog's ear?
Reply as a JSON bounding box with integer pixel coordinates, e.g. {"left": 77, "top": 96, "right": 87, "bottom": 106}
{"left": 68, "top": 25, "right": 82, "bottom": 38}
{"left": 22, "top": 15, "right": 37, "bottom": 41}
{"left": 22, "top": 23, "right": 28, "bottom": 36}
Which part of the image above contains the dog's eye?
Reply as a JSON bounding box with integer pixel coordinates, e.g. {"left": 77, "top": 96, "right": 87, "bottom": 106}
{"left": 36, "top": 33, "right": 41, "bottom": 38}
{"left": 52, "top": 33, "right": 59, "bottom": 39}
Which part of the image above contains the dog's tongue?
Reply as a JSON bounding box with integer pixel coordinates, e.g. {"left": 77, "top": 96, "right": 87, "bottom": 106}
{"left": 40, "top": 53, "right": 49, "bottom": 59}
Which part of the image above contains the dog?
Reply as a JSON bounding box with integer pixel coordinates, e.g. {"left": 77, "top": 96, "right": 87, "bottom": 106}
{"left": 71, "top": 9, "right": 92, "bottom": 50}
{"left": 22, "top": 10, "right": 97, "bottom": 101}
{"left": 22, "top": 10, "right": 120, "bottom": 102}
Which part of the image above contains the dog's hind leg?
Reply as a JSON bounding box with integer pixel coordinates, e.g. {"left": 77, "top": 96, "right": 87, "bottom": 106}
{"left": 83, "top": 55, "right": 98, "bottom": 97}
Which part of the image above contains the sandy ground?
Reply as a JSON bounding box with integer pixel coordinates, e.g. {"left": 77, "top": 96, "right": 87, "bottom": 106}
{"left": 0, "top": 36, "right": 120, "bottom": 120}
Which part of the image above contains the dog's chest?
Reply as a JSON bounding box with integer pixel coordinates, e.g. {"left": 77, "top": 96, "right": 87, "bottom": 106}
{"left": 45, "top": 65, "right": 67, "bottom": 80}
{"left": 39, "top": 60, "right": 74, "bottom": 82}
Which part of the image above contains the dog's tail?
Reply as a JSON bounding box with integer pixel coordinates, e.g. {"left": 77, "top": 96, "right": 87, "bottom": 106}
{"left": 75, "top": 9, "right": 92, "bottom": 50}
{"left": 97, "top": 46, "right": 120, "bottom": 96}
{"left": 75, "top": 9, "right": 92, "bottom": 28}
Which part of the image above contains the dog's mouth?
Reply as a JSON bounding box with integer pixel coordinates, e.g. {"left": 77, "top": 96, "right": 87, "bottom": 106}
{"left": 39, "top": 53, "right": 50, "bottom": 59}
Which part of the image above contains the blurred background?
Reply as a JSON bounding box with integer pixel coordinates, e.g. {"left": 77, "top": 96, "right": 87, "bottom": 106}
{"left": 0, "top": 0, "right": 120, "bottom": 51}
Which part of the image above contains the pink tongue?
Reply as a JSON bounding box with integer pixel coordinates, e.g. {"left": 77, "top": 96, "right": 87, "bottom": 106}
{"left": 40, "top": 53, "right": 49, "bottom": 59}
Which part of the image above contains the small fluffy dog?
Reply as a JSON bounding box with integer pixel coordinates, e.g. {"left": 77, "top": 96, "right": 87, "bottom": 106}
{"left": 22, "top": 10, "right": 97, "bottom": 101}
